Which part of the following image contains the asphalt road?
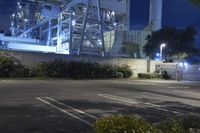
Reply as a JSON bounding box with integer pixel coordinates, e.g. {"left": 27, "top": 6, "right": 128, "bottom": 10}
{"left": 0, "top": 79, "right": 200, "bottom": 133}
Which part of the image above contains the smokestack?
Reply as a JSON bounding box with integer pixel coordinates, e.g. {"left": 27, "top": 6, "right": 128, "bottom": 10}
{"left": 149, "top": 0, "right": 163, "bottom": 31}
{"left": 125, "top": 0, "right": 130, "bottom": 30}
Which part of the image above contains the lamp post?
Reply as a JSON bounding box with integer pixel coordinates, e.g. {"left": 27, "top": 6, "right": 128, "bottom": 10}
{"left": 160, "top": 43, "right": 166, "bottom": 60}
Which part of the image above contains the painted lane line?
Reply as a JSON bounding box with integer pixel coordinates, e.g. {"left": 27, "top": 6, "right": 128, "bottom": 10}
{"left": 110, "top": 81, "right": 155, "bottom": 85}
{"left": 98, "top": 94, "right": 179, "bottom": 114}
{"left": 2, "top": 80, "right": 15, "bottom": 84}
{"left": 141, "top": 92, "right": 200, "bottom": 115}
{"left": 45, "top": 97, "right": 97, "bottom": 119}
{"left": 36, "top": 97, "right": 92, "bottom": 126}
{"left": 168, "top": 86, "right": 190, "bottom": 89}
{"left": 141, "top": 92, "right": 200, "bottom": 105}
{"left": 174, "top": 90, "right": 200, "bottom": 95}
{"left": 98, "top": 94, "right": 137, "bottom": 105}
{"left": 7, "top": 80, "right": 15, "bottom": 84}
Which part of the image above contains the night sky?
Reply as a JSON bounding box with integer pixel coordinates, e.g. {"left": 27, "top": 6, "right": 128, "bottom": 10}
{"left": 0, "top": 0, "right": 200, "bottom": 31}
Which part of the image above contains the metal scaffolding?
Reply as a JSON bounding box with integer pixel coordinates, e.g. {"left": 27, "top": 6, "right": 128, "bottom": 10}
{"left": 4, "top": 0, "right": 129, "bottom": 56}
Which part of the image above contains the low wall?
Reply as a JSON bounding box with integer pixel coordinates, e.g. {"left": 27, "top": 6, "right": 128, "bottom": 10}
{"left": 0, "top": 50, "right": 161, "bottom": 77}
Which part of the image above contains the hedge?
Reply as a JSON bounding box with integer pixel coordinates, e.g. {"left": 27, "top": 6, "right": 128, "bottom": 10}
{"left": 93, "top": 115, "right": 200, "bottom": 133}
{"left": 0, "top": 55, "right": 29, "bottom": 77}
{"left": 93, "top": 115, "right": 162, "bottom": 133}
{"left": 138, "top": 71, "right": 171, "bottom": 80}
{"left": 33, "top": 60, "right": 133, "bottom": 79}
{"left": 138, "top": 73, "right": 162, "bottom": 79}
{"left": 156, "top": 118, "right": 186, "bottom": 133}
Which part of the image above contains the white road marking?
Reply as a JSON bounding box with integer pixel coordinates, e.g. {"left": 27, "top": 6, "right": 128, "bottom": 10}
{"left": 134, "top": 83, "right": 151, "bottom": 85}
{"left": 36, "top": 97, "right": 92, "bottom": 126}
{"left": 98, "top": 94, "right": 179, "bottom": 114}
{"left": 98, "top": 94, "right": 137, "bottom": 105}
{"left": 168, "top": 86, "right": 190, "bottom": 89}
{"left": 110, "top": 80, "right": 155, "bottom": 85}
{"left": 174, "top": 90, "right": 200, "bottom": 95}
{"left": 141, "top": 92, "right": 200, "bottom": 111}
{"left": 2, "top": 80, "right": 15, "bottom": 84}
{"left": 45, "top": 97, "right": 97, "bottom": 119}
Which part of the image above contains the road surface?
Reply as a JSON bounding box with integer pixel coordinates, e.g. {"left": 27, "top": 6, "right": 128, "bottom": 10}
{"left": 0, "top": 79, "right": 200, "bottom": 133}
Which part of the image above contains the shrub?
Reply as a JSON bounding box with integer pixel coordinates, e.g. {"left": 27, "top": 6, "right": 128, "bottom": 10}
{"left": 161, "top": 71, "right": 171, "bottom": 80}
{"left": 33, "top": 60, "right": 132, "bottom": 79}
{"left": 100, "top": 64, "right": 116, "bottom": 78}
{"left": 138, "top": 73, "right": 161, "bottom": 79}
{"left": 116, "top": 65, "right": 133, "bottom": 78}
{"left": 115, "top": 72, "right": 124, "bottom": 78}
{"left": 0, "top": 55, "right": 29, "bottom": 77}
{"left": 33, "top": 60, "right": 68, "bottom": 78}
{"left": 156, "top": 118, "right": 186, "bottom": 133}
{"left": 0, "top": 55, "right": 15, "bottom": 77}
{"left": 9, "top": 64, "right": 30, "bottom": 77}
{"left": 93, "top": 115, "right": 162, "bottom": 133}
{"left": 181, "top": 115, "right": 200, "bottom": 133}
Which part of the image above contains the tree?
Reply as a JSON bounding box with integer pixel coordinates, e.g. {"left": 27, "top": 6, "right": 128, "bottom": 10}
{"left": 143, "top": 26, "right": 197, "bottom": 61}
{"left": 120, "top": 42, "right": 140, "bottom": 58}
{"left": 190, "top": 0, "right": 200, "bottom": 6}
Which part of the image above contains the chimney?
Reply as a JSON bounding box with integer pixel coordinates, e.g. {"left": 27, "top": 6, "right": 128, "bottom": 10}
{"left": 149, "top": 0, "right": 163, "bottom": 31}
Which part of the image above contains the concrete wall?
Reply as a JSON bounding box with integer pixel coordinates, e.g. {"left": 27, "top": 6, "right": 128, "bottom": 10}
{"left": 0, "top": 50, "right": 161, "bottom": 77}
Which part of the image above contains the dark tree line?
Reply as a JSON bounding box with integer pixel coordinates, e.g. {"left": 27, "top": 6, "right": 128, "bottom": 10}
{"left": 190, "top": 0, "right": 200, "bottom": 6}
{"left": 143, "top": 26, "right": 199, "bottom": 61}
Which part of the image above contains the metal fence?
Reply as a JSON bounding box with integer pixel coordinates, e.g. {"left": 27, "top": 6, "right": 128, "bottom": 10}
{"left": 156, "top": 63, "right": 200, "bottom": 81}
{"left": 184, "top": 64, "right": 200, "bottom": 81}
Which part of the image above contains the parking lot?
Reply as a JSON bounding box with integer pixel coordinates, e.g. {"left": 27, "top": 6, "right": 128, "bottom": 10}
{"left": 0, "top": 79, "right": 200, "bottom": 133}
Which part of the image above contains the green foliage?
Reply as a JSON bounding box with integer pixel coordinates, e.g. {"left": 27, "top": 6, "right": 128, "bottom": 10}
{"left": 156, "top": 118, "right": 186, "bottom": 133}
{"left": 33, "top": 60, "right": 68, "bottom": 78}
{"left": 121, "top": 42, "right": 140, "bottom": 58}
{"left": 138, "top": 72, "right": 171, "bottom": 80}
{"left": 33, "top": 60, "right": 133, "bottom": 79}
{"left": 190, "top": 0, "right": 200, "bottom": 6}
{"left": 116, "top": 65, "right": 133, "bottom": 78}
{"left": 93, "top": 115, "right": 200, "bottom": 133}
{"left": 0, "top": 56, "right": 15, "bottom": 77}
{"left": 115, "top": 72, "right": 124, "bottom": 79}
{"left": 161, "top": 71, "right": 171, "bottom": 80}
{"left": 93, "top": 115, "right": 162, "bottom": 133}
{"left": 181, "top": 115, "right": 200, "bottom": 133}
{"left": 138, "top": 73, "right": 162, "bottom": 79}
{"left": 144, "top": 26, "right": 197, "bottom": 60}
{"left": 0, "top": 55, "right": 29, "bottom": 77}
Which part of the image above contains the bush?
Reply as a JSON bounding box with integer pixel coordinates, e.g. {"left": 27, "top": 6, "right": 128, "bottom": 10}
{"left": 0, "top": 55, "right": 29, "bottom": 77}
{"left": 161, "top": 71, "right": 171, "bottom": 80}
{"left": 138, "top": 73, "right": 161, "bottom": 79}
{"left": 9, "top": 64, "right": 30, "bottom": 77}
{"left": 93, "top": 115, "right": 162, "bottom": 133}
{"left": 0, "top": 55, "right": 15, "bottom": 77}
{"left": 33, "top": 60, "right": 68, "bottom": 78}
{"left": 33, "top": 60, "right": 133, "bottom": 79}
{"left": 116, "top": 65, "right": 133, "bottom": 78}
{"left": 115, "top": 72, "right": 124, "bottom": 78}
{"left": 156, "top": 118, "right": 186, "bottom": 133}
{"left": 181, "top": 115, "right": 200, "bottom": 133}
{"left": 93, "top": 115, "right": 200, "bottom": 133}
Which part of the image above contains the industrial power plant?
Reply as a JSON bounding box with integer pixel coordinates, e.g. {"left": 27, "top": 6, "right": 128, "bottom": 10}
{"left": 0, "top": 0, "right": 163, "bottom": 58}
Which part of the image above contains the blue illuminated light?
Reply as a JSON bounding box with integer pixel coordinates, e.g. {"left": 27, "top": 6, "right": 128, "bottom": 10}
{"left": 156, "top": 53, "right": 160, "bottom": 57}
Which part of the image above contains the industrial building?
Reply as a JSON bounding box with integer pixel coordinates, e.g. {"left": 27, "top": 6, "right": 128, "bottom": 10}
{"left": 0, "top": 0, "right": 163, "bottom": 58}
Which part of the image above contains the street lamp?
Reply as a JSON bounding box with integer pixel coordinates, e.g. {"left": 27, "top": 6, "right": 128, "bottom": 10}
{"left": 160, "top": 43, "right": 166, "bottom": 60}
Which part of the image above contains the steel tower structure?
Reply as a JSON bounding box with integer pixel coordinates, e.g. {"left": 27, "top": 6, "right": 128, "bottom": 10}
{"left": 0, "top": 0, "right": 163, "bottom": 58}
{"left": 2, "top": 0, "right": 129, "bottom": 56}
